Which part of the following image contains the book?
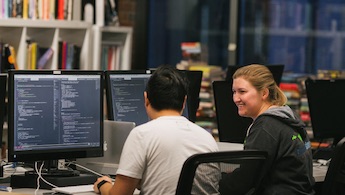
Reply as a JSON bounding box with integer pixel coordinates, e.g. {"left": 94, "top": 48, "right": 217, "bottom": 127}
{"left": 16, "top": 0, "right": 23, "bottom": 18}
{"left": 42, "top": 0, "right": 49, "bottom": 20}
{"left": 61, "top": 41, "right": 67, "bottom": 69}
{"left": 23, "top": 0, "right": 28, "bottom": 19}
{"left": 66, "top": 43, "right": 74, "bottom": 69}
{"left": 72, "top": 45, "right": 80, "bottom": 69}
{"left": 37, "top": 47, "right": 53, "bottom": 69}
{"left": 58, "top": 41, "right": 63, "bottom": 69}
{"left": 12, "top": 0, "right": 17, "bottom": 17}
{"left": 30, "top": 42, "right": 37, "bottom": 69}
{"left": 49, "top": 0, "right": 55, "bottom": 19}
{"left": 107, "top": 46, "right": 113, "bottom": 70}
{"left": 57, "top": 0, "right": 64, "bottom": 20}
{"left": 28, "top": 0, "right": 36, "bottom": 19}
{"left": 66, "top": 0, "right": 72, "bottom": 20}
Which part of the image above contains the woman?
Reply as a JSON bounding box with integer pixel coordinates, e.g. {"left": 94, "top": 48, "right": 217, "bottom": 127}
{"left": 219, "top": 64, "right": 315, "bottom": 195}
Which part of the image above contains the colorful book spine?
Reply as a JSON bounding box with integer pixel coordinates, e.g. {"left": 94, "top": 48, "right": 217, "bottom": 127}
{"left": 22, "top": 0, "right": 28, "bottom": 19}
{"left": 37, "top": 47, "right": 53, "bottom": 69}
{"left": 57, "top": 0, "right": 64, "bottom": 20}
{"left": 30, "top": 42, "right": 37, "bottom": 69}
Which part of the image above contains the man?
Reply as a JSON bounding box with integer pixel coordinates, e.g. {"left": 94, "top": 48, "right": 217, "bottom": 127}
{"left": 94, "top": 65, "right": 219, "bottom": 195}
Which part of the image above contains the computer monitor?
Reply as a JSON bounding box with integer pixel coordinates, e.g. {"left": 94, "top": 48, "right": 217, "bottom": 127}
{"left": 105, "top": 70, "right": 152, "bottom": 125}
{"left": 305, "top": 78, "right": 345, "bottom": 145}
{"left": 0, "top": 74, "right": 6, "bottom": 149}
{"left": 183, "top": 70, "right": 202, "bottom": 123}
{"left": 105, "top": 70, "right": 191, "bottom": 125}
{"left": 7, "top": 70, "right": 104, "bottom": 164}
{"left": 213, "top": 80, "right": 252, "bottom": 143}
{"left": 225, "top": 64, "right": 285, "bottom": 85}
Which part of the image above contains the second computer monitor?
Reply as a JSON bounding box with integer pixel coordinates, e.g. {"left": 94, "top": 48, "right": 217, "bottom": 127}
{"left": 305, "top": 78, "right": 345, "bottom": 145}
{"left": 213, "top": 80, "right": 253, "bottom": 143}
{"left": 105, "top": 70, "right": 152, "bottom": 126}
{"left": 105, "top": 70, "right": 195, "bottom": 126}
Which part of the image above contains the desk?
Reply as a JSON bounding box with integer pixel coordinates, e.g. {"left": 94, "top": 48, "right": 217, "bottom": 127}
{"left": 216, "top": 142, "right": 328, "bottom": 182}
{"left": 8, "top": 188, "right": 141, "bottom": 195}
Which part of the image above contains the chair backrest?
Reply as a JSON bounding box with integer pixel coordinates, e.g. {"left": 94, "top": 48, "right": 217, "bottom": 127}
{"left": 175, "top": 150, "right": 268, "bottom": 195}
{"left": 322, "top": 137, "right": 345, "bottom": 195}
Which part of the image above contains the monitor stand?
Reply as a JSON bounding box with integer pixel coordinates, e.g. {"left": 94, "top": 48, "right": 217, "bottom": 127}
{"left": 10, "top": 173, "right": 97, "bottom": 189}
{"left": 10, "top": 160, "right": 97, "bottom": 189}
{"left": 24, "top": 168, "right": 80, "bottom": 177}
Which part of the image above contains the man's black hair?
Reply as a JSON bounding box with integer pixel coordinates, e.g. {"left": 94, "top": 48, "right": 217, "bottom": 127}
{"left": 145, "top": 65, "right": 189, "bottom": 112}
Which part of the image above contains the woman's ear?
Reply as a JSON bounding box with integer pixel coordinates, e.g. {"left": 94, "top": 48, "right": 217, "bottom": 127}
{"left": 262, "top": 88, "right": 269, "bottom": 100}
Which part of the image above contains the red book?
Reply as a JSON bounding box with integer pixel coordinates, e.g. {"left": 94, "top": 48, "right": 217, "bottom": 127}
{"left": 279, "top": 83, "right": 299, "bottom": 91}
{"left": 57, "top": 0, "right": 64, "bottom": 20}
{"left": 61, "top": 41, "right": 67, "bottom": 69}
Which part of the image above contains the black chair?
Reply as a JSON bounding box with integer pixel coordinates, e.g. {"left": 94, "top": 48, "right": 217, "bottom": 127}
{"left": 322, "top": 137, "right": 345, "bottom": 195}
{"left": 175, "top": 150, "right": 268, "bottom": 195}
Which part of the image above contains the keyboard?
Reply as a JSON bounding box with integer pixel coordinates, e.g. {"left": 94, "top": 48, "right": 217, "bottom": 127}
{"left": 52, "top": 184, "right": 95, "bottom": 194}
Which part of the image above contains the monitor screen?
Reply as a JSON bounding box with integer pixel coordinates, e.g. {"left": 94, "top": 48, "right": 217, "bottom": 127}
{"left": 0, "top": 74, "right": 6, "bottom": 149}
{"left": 105, "top": 70, "right": 191, "bottom": 126}
{"left": 183, "top": 70, "right": 202, "bottom": 123}
{"left": 305, "top": 78, "right": 345, "bottom": 145}
{"left": 105, "top": 70, "right": 152, "bottom": 126}
{"left": 213, "top": 80, "right": 252, "bottom": 143}
{"left": 226, "top": 64, "right": 285, "bottom": 85}
{"left": 7, "top": 70, "right": 104, "bottom": 162}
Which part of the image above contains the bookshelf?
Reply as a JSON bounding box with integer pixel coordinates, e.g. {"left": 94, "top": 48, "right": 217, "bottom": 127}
{"left": 0, "top": 18, "right": 92, "bottom": 70}
{"left": 92, "top": 26, "right": 132, "bottom": 70}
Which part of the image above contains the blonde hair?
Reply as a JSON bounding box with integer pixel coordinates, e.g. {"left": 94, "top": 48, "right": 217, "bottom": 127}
{"left": 232, "top": 64, "right": 287, "bottom": 106}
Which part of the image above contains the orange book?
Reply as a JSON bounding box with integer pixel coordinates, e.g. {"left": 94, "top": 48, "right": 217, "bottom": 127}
{"left": 57, "top": 0, "right": 64, "bottom": 20}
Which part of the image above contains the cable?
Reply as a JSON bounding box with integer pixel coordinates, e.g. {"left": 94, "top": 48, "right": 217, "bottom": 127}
{"left": 35, "top": 162, "right": 45, "bottom": 195}
{"left": 34, "top": 161, "right": 58, "bottom": 189}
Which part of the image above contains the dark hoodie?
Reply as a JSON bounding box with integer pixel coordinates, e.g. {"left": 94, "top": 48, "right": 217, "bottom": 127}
{"left": 219, "top": 105, "right": 315, "bottom": 195}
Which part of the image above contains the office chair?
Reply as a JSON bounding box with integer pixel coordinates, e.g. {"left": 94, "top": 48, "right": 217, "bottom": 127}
{"left": 322, "top": 137, "right": 345, "bottom": 195}
{"left": 175, "top": 150, "right": 268, "bottom": 195}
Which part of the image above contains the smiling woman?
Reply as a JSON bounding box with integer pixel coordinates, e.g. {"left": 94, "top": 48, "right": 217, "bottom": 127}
{"left": 219, "top": 64, "right": 315, "bottom": 195}
{"left": 232, "top": 64, "right": 286, "bottom": 120}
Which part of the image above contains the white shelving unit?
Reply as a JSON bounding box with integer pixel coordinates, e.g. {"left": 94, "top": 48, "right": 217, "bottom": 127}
{"left": 0, "top": 18, "right": 92, "bottom": 70}
{"left": 92, "top": 26, "right": 132, "bottom": 70}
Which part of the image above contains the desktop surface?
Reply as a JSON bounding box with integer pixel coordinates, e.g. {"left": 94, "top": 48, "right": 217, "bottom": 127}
{"left": 8, "top": 185, "right": 140, "bottom": 195}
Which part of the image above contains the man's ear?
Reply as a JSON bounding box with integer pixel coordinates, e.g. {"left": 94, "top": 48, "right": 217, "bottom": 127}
{"left": 182, "top": 95, "right": 187, "bottom": 110}
{"left": 144, "top": 91, "right": 150, "bottom": 107}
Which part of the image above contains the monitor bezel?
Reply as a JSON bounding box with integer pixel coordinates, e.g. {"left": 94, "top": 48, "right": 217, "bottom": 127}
{"left": 7, "top": 70, "right": 104, "bottom": 162}
{"left": 0, "top": 74, "right": 7, "bottom": 152}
